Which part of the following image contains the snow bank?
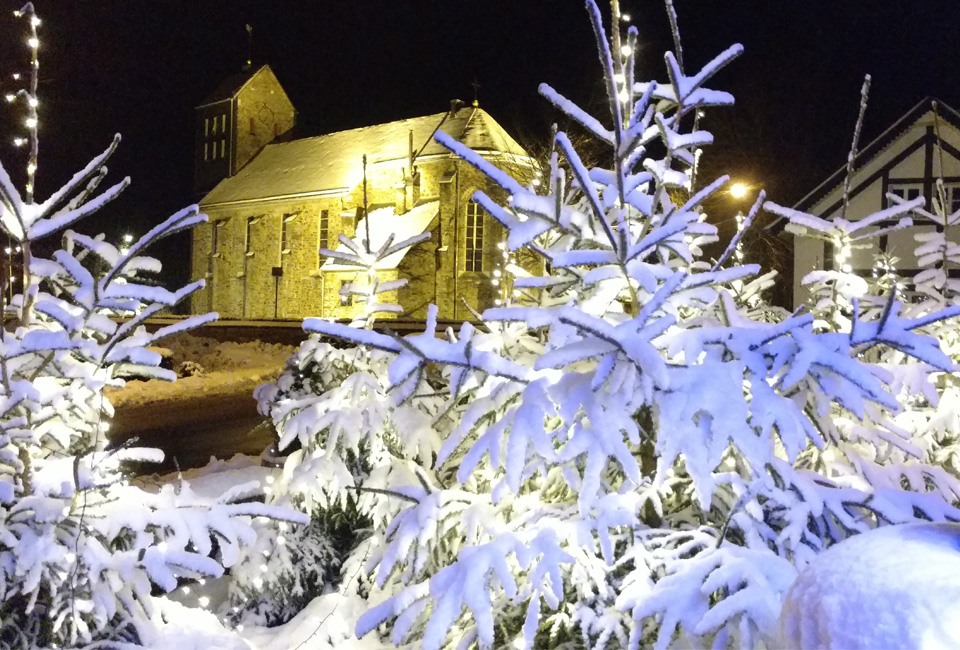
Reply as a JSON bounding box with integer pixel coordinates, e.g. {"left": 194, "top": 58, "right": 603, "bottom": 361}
{"left": 165, "top": 334, "right": 295, "bottom": 372}
{"left": 107, "top": 333, "right": 294, "bottom": 410}
{"left": 240, "top": 592, "right": 391, "bottom": 650}
{"left": 141, "top": 597, "right": 247, "bottom": 650}
{"left": 135, "top": 454, "right": 275, "bottom": 499}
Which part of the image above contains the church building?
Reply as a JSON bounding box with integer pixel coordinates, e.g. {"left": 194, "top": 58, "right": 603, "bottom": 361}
{"left": 189, "top": 65, "right": 536, "bottom": 321}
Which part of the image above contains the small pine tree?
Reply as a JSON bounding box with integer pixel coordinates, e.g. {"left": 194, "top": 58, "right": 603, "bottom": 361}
{"left": 0, "top": 6, "right": 303, "bottom": 646}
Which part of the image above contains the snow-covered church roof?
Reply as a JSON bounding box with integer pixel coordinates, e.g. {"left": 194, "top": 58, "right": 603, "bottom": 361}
{"left": 321, "top": 200, "right": 439, "bottom": 271}
{"left": 201, "top": 107, "right": 528, "bottom": 207}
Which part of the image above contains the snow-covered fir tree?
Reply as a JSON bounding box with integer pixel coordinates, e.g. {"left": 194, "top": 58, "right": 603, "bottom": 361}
{"left": 0, "top": 6, "right": 303, "bottom": 647}
{"left": 254, "top": 2, "right": 960, "bottom": 648}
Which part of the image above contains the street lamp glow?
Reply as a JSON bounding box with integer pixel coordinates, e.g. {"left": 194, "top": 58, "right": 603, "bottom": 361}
{"left": 730, "top": 182, "right": 748, "bottom": 199}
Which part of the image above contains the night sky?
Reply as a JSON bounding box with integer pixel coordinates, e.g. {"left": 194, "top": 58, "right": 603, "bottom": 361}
{"left": 0, "top": 1, "right": 958, "bottom": 290}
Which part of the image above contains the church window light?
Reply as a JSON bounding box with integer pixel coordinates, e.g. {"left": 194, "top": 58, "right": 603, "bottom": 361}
{"left": 281, "top": 213, "right": 296, "bottom": 257}
{"left": 245, "top": 216, "right": 257, "bottom": 254}
{"left": 318, "top": 210, "right": 330, "bottom": 265}
{"left": 211, "top": 220, "right": 224, "bottom": 257}
{"left": 465, "top": 201, "right": 484, "bottom": 272}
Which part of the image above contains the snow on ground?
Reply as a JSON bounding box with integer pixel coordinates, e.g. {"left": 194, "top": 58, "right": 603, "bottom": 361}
{"left": 146, "top": 591, "right": 388, "bottom": 650}
{"left": 778, "top": 523, "right": 960, "bottom": 649}
{"left": 107, "top": 334, "right": 295, "bottom": 409}
{"left": 239, "top": 592, "right": 390, "bottom": 650}
{"left": 139, "top": 455, "right": 386, "bottom": 650}
{"left": 165, "top": 335, "right": 296, "bottom": 373}
{"left": 141, "top": 596, "right": 248, "bottom": 650}
{"left": 134, "top": 453, "right": 275, "bottom": 499}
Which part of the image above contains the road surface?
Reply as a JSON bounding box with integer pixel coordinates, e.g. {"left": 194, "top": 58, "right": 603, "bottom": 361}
{"left": 107, "top": 368, "right": 281, "bottom": 472}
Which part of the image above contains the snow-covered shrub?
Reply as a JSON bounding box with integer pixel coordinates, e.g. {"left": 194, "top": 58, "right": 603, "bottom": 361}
{"left": 260, "top": 3, "right": 960, "bottom": 649}
{"left": 0, "top": 24, "right": 304, "bottom": 644}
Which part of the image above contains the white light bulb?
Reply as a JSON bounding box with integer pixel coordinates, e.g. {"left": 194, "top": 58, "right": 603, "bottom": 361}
{"left": 12, "top": 73, "right": 20, "bottom": 80}
{"left": 620, "top": 44, "right": 632, "bottom": 57}
{"left": 157, "top": 541, "right": 168, "bottom": 552}
{"left": 265, "top": 475, "right": 275, "bottom": 485}
{"left": 4, "top": 94, "right": 14, "bottom": 103}
{"left": 13, "top": 10, "right": 20, "bottom": 17}
{"left": 236, "top": 624, "right": 245, "bottom": 632}
{"left": 3, "top": 248, "right": 10, "bottom": 254}
{"left": 278, "top": 522, "right": 288, "bottom": 531}
{"left": 252, "top": 577, "right": 263, "bottom": 589}
{"left": 122, "top": 233, "right": 133, "bottom": 243}
{"left": 198, "top": 579, "right": 206, "bottom": 586}
{"left": 277, "top": 535, "right": 286, "bottom": 545}
{"left": 27, "top": 37, "right": 38, "bottom": 49}
{"left": 618, "top": 88, "right": 630, "bottom": 104}
{"left": 26, "top": 163, "right": 36, "bottom": 175}
{"left": 27, "top": 97, "right": 37, "bottom": 107}
{"left": 494, "top": 299, "right": 503, "bottom": 306}
{"left": 621, "top": 13, "right": 631, "bottom": 21}
{"left": 198, "top": 596, "right": 210, "bottom": 607}
{"left": 30, "top": 16, "right": 40, "bottom": 27}
{"left": 25, "top": 117, "right": 36, "bottom": 128}
{"left": 531, "top": 178, "right": 541, "bottom": 187}
{"left": 65, "top": 552, "right": 76, "bottom": 563}
{"left": 613, "top": 72, "right": 625, "bottom": 84}
{"left": 182, "top": 587, "right": 191, "bottom": 595}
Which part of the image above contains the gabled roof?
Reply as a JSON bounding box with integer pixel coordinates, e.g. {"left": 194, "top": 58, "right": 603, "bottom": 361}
{"left": 201, "top": 107, "right": 530, "bottom": 206}
{"left": 198, "top": 64, "right": 270, "bottom": 107}
{"left": 322, "top": 200, "right": 439, "bottom": 271}
{"left": 794, "top": 97, "right": 960, "bottom": 212}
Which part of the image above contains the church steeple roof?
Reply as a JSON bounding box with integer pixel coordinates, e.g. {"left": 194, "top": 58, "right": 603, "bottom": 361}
{"left": 197, "top": 64, "right": 270, "bottom": 108}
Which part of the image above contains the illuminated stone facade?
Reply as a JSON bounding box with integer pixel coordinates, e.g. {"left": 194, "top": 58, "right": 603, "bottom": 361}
{"left": 190, "top": 72, "right": 536, "bottom": 321}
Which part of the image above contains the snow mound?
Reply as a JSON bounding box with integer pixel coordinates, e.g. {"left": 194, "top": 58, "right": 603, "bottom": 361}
{"left": 240, "top": 592, "right": 391, "bottom": 650}
{"left": 135, "top": 454, "right": 274, "bottom": 499}
{"left": 140, "top": 597, "right": 247, "bottom": 650}
{"left": 778, "top": 523, "right": 960, "bottom": 649}
{"left": 165, "top": 334, "right": 295, "bottom": 372}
